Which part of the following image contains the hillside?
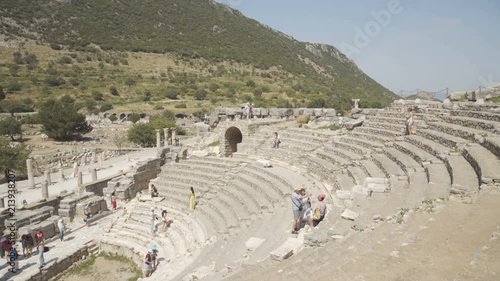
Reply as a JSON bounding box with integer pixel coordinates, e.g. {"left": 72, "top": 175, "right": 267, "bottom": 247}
{"left": 404, "top": 91, "right": 442, "bottom": 102}
{"left": 0, "top": 0, "right": 397, "bottom": 113}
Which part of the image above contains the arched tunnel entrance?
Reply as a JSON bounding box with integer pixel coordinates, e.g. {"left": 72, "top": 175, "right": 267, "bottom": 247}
{"left": 224, "top": 127, "right": 243, "bottom": 157}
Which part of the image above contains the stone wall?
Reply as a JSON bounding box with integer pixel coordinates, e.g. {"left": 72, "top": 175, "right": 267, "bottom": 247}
{"left": 214, "top": 107, "right": 336, "bottom": 122}
{"left": 82, "top": 171, "right": 128, "bottom": 196}
{"left": 27, "top": 246, "right": 90, "bottom": 281}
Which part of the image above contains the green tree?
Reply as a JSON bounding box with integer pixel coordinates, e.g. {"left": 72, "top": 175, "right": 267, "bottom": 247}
{"left": 194, "top": 89, "right": 207, "bottom": 100}
{"left": 127, "top": 123, "right": 155, "bottom": 147}
{"left": 0, "top": 117, "right": 22, "bottom": 140}
{"left": 246, "top": 80, "right": 256, "bottom": 88}
{"left": 92, "top": 91, "right": 104, "bottom": 101}
{"left": 100, "top": 102, "right": 113, "bottom": 112}
{"left": 128, "top": 113, "right": 141, "bottom": 123}
{"left": 21, "top": 114, "right": 39, "bottom": 128}
{"left": 0, "top": 139, "right": 31, "bottom": 175}
{"left": 38, "top": 98, "right": 92, "bottom": 141}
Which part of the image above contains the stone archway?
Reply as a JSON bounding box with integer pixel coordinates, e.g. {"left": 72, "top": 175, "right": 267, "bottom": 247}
{"left": 224, "top": 127, "right": 243, "bottom": 157}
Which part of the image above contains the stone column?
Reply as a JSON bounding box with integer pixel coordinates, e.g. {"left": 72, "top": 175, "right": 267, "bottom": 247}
{"left": 99, "top": 153, "right": 104, "bottom": 168}
{"left": 44, "top": 170, "right": 52, "bottom": 185}
{"left": 91, "top": 169, "right": 97, "bottom": 182}
{"left": 77, "top": 171, "right": 83, "bottom": 186}
{"left": 72, "top": 162, "right": 78, "bottom": 178}
{"left": 41, "top": 181, "right": 49, "bottom": 200}
{"left": 91, "top": 150, "right": 97, "bottom": 163}
{"left": 80, "top": 154, "right": 87, "bottom": 166}
{"left": 59, "top": 168, "right": 66, "bottom": 181}
{"left": 163, "top": 128, "right": 169, "bottom": 147}
{"left": 0, "top": 198, "right": 4, "bottom": 208}
{"left": 26, "top": 159, "right": 35, "bottom": 189}
{"left": 352, "top": 99, "right": 360, "bottom": 109}
{"left": 156, "top": 129, "right": 161, "bottom": 149}
{"left": 171, "top": 128, "right": 176, "bottom": 146}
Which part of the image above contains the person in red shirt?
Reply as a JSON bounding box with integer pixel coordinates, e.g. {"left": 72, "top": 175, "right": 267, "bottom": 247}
{"left": 35, "top": 229, "right": 45, "bottom": 268}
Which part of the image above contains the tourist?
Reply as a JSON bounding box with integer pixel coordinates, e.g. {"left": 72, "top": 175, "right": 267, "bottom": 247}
{"left": 291, "top": 188, "right": 305, "bottom": 234}
{"left": 150, "top": 207, "right": 159, "bottom": 234}
{"left": 150, "top": 244, "right": 158, "bottom": 271}
{"left": 35, "top": 229, "right": 45, "bottom": 268}
{"left": 303, "top": 200, "right": 314, "bottom": 232}
{"left": 151, "top": 184, "right": 159, "bottom": 198}
{"left": 161, "top": 208, "right": 168, "bottom": 230}
{"left": 143, "top": 249, "right": 153, "bottom": 277}
{"left": 244, "top": 102, "right": 251, "bottom": 122}
{"left": 189, "top": 187, "right": 196, "bottom": 210}
{"left": 57, "top": 218, "right": 66, "bottom": 241}
{"left": 405, "top": 107, "right": 413, "bottom": 135}
{"left": 272, "top": 132, "right": 281, "bottom": 148}
{"left": 84, "top": 206, "right": 92, "bottom": 227}
{"left": 313, "top": 194, "right": 327, "bottom": 227}
{"left": 111, "top": 192, "right": 117, "bottom": 211}
{"left": 1, "top": 235, "right": 10, "bottom": 263}
{"left": 25, "top": 233, "right": 34, "bottom": 257}
{"left": 21, "top": 234, "right": 28, "bottom": 258}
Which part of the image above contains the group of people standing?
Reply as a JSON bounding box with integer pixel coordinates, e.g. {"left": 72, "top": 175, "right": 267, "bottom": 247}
{"left": 291, "top": 188, "right": 327, "bottom": 234}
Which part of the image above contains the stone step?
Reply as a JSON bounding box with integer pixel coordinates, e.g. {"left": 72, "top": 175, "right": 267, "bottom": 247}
{"left": 229, "top": 178, "right": 274, "bottom": 210}
{"left": 360, "top": 159, "right": 386, "bottom": 178}
{"left": 383, "top": 147, "right": 423, "bottom": 174}
{"left": 205, "top": 187, "right": 251, "bottom": 222}
{"left": 181, "top": 159, "right": 235, "bottom": 170}
{"left": 153, "top": 181, "right": 210, "bottom": 194}
{"left": 483, "top": 136, "right": 500, "bottom": 158}
{"left": 213, "top": 183, "right": 261, "bottom": 217}
{"left": 315, "top": 151, "right": 352, "bottom": 166}
{"left": 449, "top": 109, "right": 500, "bottom": 122}
{"left": 427, "top": 121, "right": 488, "bottom": 142}
{"left": 393, "top": 141, "right": 440, "bottom": 165}
{"left": 349, "top": 130, "right": 393, "bottom": 145}
{"left": 233, "top": 173, "right": 284, "bottom": 204}
{"left": 364, "top": 120, "right": 406, "bottom": 133}
{"left": 462, "top": 144, "right": 500, "bottom": 184}
{"left": 341, "top": 135, "right": 385, "bottom": 150}
{"left": 336, "top": 137, "right": 377, "bottom": 155}
{"left": 438, "top": 115, "right": 500, "bottom": 134}
{"left": 170, "top": 162, "right": 230, "bottom": 174}
{"left": 403, "top": 171, "right": 431, "bottom": 208}
{"left": 239, "top": 166, "right": 292, "bottom": 197}
{"left": 356, "top": 125, "right": 403, "bottom": 138}
{"left": 159, "top": 168, "right": 221, "bottom": 182}
{"left": 335, "top": 173, "right": 356, "bottom": 190}
{"left": 279, "top": 138, "right": 321, "bottom": 152}
{"left": 417, "top": 128, "right": 469, "bottom": 148}
{"left": 446, "top": 155, "right": 479, "bottom": 194}
{"left": 424, "top": 164, "right": 452, "bottom": 200}
{"left": 347, "top": 166, "right": 369, "bottom": 186}
{"left": 371, "top": 154, "right": 405, "bottom": 178}
{"left": 279, "top": 132, "right": 327, "bottom": 144}
{"left": 405, "top": 134, "right": 450, "bottom": 159}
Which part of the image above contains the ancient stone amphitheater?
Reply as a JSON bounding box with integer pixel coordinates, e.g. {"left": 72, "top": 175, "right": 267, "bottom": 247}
{"left": 2, "top": 100, "right": 500, "bottom": 281}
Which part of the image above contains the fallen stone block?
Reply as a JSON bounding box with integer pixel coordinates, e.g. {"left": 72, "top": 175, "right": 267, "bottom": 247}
{"left": 256, "top": 159, "right": 272, "bottom": 168}
{"left": 245, "top": 237, "right": 265, "bottom": 251}
{"left": 341, "top": 209, "right": 359, "bottom": 221}
{"left": 270, "top": 238, "right": 303, "bottom": 261}
{"left": 192, "top": 150, "right": 208, "bottom": 158}
{"left": 367, "top": 183, "right": 389, "bottom": 193}
{"left": 335, "top": 190, "right": 351, "bottom": 200}
{"left": 344, "top": 119, "right": 364, "bottom": 130}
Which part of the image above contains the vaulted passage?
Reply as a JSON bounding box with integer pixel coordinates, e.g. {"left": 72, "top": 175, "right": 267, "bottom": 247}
{"left": 224, "top": 126, "right": 243, "bottom": 156}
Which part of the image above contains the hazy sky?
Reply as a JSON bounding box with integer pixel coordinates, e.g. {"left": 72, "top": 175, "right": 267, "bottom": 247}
{"left": 217, "top": 0, "right": 500, "bottom": 96}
